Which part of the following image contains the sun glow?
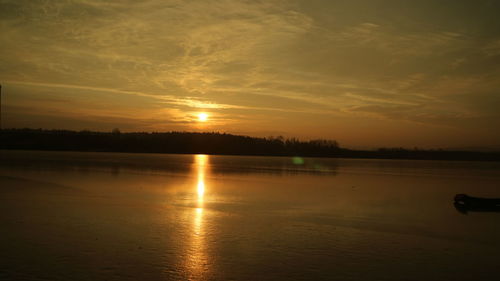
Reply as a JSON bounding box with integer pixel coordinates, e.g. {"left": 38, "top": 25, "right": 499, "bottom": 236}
{"left": 197, "top": 113, "right": 208, "bottom": 122}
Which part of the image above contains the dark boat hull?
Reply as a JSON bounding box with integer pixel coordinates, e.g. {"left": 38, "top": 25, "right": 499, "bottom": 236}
{"left": 454, "top": 194, "right": 500, "bottom": 214}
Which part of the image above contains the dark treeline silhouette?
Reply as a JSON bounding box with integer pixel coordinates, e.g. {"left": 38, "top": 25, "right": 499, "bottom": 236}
{"left": 0, "top": 128, "right": 340, "bottom": 157}
{"left": 1, "top": 128, "right": 499, "bottom": 161}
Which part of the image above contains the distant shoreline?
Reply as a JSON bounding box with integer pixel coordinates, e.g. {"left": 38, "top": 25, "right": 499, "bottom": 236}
{"left": 1, "top": 128, "right": 499, "bottom": 162}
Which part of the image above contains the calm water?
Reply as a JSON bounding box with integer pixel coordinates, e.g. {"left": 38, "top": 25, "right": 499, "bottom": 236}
{"left": 1, "top": 150, "right": 500, "bottom": 281}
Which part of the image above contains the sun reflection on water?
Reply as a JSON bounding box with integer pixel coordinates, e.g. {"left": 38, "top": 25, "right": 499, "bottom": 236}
{"left": 185, "top": 154, "right": 209, "bottom": 279}
{"left": 194, "top": 154, "right": 207, "bottom": 209}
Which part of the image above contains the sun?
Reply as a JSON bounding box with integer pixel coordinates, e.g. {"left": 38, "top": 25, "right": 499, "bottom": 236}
{"left": 197, "top": 113, "right": 208, "bottom": 122}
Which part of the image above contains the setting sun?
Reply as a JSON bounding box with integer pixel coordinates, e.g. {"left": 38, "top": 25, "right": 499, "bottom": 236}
{"left": 198, "top": 113, "right": 208, "bottom": 122}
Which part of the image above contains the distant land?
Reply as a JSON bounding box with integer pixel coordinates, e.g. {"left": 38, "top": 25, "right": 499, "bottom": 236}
{"left": 1, "top": 128, "right": 499, "bottom": 162}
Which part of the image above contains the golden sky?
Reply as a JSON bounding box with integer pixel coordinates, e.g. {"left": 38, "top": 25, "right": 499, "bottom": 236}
{"left": 1, "top": 0, "right": 500, "bottom": 149}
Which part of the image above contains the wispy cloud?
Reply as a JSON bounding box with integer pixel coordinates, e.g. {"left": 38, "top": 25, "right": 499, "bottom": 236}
{"left": 1, "top": 0, "right": 500, "bottom": 147}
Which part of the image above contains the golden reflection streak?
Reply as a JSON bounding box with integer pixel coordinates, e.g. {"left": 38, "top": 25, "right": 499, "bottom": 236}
{"left": 186, "top": 154, "right": 209, "bottom": 279}
{"left": 196, "top": 154, "right": 206, "bottom": 206}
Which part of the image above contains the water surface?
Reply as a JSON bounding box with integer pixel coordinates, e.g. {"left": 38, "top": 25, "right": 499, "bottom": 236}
{"left": 1, "top": 150, "right": 500, "bottom": 280}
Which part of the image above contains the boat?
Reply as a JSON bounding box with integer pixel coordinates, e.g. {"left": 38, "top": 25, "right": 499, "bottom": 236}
{"left": 454, "top": 194, "right": 500, "bottom": 214}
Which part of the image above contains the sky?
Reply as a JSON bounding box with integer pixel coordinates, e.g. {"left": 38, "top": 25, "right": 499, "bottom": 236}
{"left": 1, "top": 0, "right": 500, "bottom": 149}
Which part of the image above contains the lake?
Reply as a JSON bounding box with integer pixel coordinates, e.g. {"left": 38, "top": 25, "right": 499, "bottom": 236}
{"left": 1, "top": 150, "right": 500, "bottom": 280}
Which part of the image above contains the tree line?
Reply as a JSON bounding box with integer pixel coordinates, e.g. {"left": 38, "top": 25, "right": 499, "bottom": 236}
{"left": 1, "top": 128, "right": 499, "bottom": 161}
